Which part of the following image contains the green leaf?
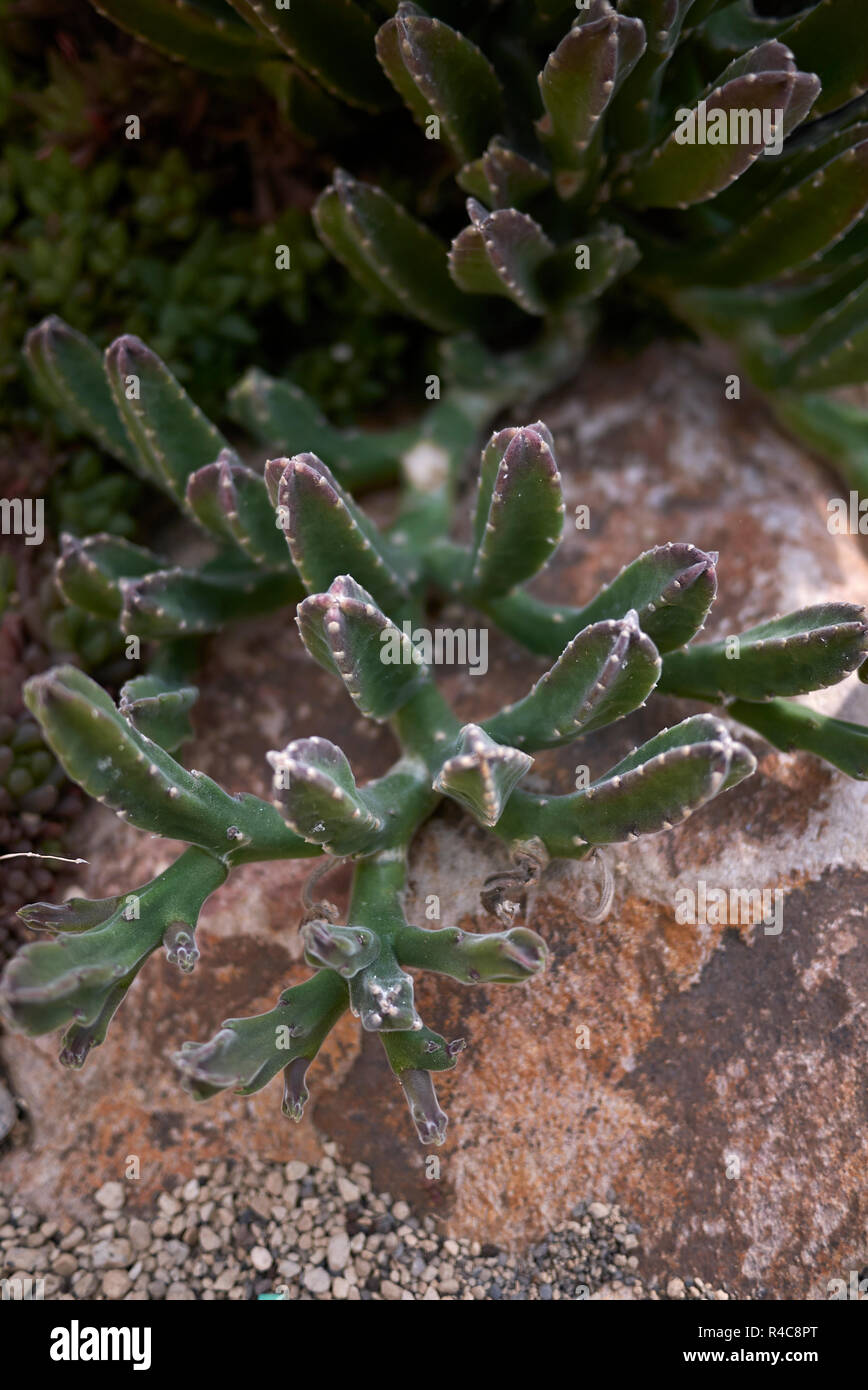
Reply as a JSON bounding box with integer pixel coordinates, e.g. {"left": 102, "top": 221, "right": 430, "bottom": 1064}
{"left": 105, "top": 336, "right": 235, "bottom": 508}
{"left": 540, "top": 224, "right": 640, "bottom": 306}
{"left": 485, "top": 543, "right": 718, "bottom": 657}
{"left": 173, "top": 970, "right": 347, "bottom": 1101}
{"left": 659, "top": 604, "right": 868, "bottom": 701}
{"left": 709, "top": 39, "right": 819, "bottom": 136}
{"left": 483, "top": 610, "right": 661, "bottom": 750}
{"left": 183, "top": 450, "right": 239, "bottom": 543}
{"left": 229, "top": 368, "right": 335, "bottom": 451}
{"left": 376, "top": 3, "right": 504, "bottom": 161}
{"left": 117, "top": 674, "right": 198, "bottom": 753}
{"left": 395, "top": 921, "right": 546, "bottom": 983}
{"left": 536, "top": 4, "right": 636, "bottom": 171}
{"left": 684, "top": 0, "right": 733, "bottom": 27}
{"left": 55, "top": 533, "right": 164, "bottom": 619}
{"left": 18, "top": 894, "right": 128, "bottom": 935}
{"left": 432, "top": 723, "right": 533, "bottom": 827}
{"left": 374, "top": 3, "right": 436, "bottom": 128}
{"left": 120, "top": 562, "right": 301, "bottom": 638}
{"left": 774, "top": 281, "right": 868, "bottom": 391}
{"left": 770, "top": 393, "right": 868, "bottom": 499}
{"left": 569, "top": 544, "right": 720, "bottom": 652}
{"left": 729, "top": 697, "right": 868, "bottom": 780}
{"left": 24, "top": 666, "right": 312, "bottom": 863}
{"left": 449, "top": 199, "right": 555, "bottom": 314}
{"left": 618, "top": 0, "right": 691, "bottom": 53}
{"left": 24, "top": 317, "right": 135, "bottom": 469}
{"left": 267, "top": 736, "right": 386, "bottom": 855}
{"left": 676, "top": 245, "right": 868, "bottom": 338}
{"left": 698, "top": 0, "right": 781, "bottom": 53}
{"left": 260, "top": 60, "right": 354, "bottom": 144}
{"left": 457, "top": 138, "right": 550, "bottom": 210}
{"left": 712, "top": 118, "right": 868, "bottom": 228}
{"left": 313, "top": 184, "right": 408, "bottom": 309}
{"left": 186, "top": 454, "right": 292, "bottom": 568}
{"left": 621, "top": 69, "right": 805, "bottom": 209}
{"left": 229, "top": 368, "right": 407, "bottom": 489}
{"left": 380, "top": 1028, "right": 459, "bottom": 1143}
{"left": 380, "top": 1023, "right": 463, "bottom": 1076}
{"left": 469, "top": 423, "right": 564, "bottom": 598}
{"left": 314, "top": 171, "right": 475, "bottom": 331}
{"left": 226, "top": 0, "right": 393, "bottom": 107}
{"left": 687, "top": 139, "right": 868, "bottom": 285}
{"left": 497, "top": 714, "right": 756, "bottom": 857}
{"left": 300, "top": 920, "right": 379, "bottom": 979}
{"left": 297, "top": 576, "right": 428, "bottom": 720}
{"left": 607, "top": 0, "right": 695, "bottom": 151}
{"left": 88, "top": 0, "right": 271, "bottom": 75}
{"left": 277, "top": 453, "right": 410, "bottom": 614}
{"left": 0, "top": 849, "right": 226, "bottom": 1056}
{"left": 781, "top": 0, "right": 868, "bottom": 116}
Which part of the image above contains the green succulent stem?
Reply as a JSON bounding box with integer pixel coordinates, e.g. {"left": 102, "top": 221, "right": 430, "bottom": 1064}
{"left": 390, "top": 681, "right": 463, "bottom": 776}
{"left": 278, "top": 969, "right": 350, "bottom": 1065}
{"left": 393, "top": 920, "right": 547, "bottom": 985}
{"left": 348, "top": 854, "right": 409, "bottom": 948}
{"left": 479, "top": 588, "right": 600, "bottom": 658}
{"left": 729, "top": 697, "right": 868, "bottom": 781}
{"left": 441, "top": 556, "right": 710, "bottom": 662}
{"left": 1, "top": 845, "right": 227, "bottom": 1060}
{"left": 164, "top": 843, "right": 230, "bottom": 906}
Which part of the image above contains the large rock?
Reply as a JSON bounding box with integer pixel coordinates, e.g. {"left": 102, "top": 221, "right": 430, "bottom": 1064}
{"left": 3, "top": 342, "right": 868, "bottom": 1297}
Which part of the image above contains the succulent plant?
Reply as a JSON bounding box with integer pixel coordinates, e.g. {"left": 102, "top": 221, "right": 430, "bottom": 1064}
{"left": 0, "top": 25, "right": 418, "bottom": 434}
{"left": 46, "top": 448, "right": 141, "bottom": 541}
{"left": 0, "top": 714, "right": 65, "bottom": 824}
{"left": 4, "top": 410, "right": 868, "bottom": 1142}
{"left": 23, "top": 313, "right": 581, "bottom": 647}
{"left": 80, "top": 0, "right": 868, "bottom": 489}
{"left": 25, "top": 312, "right": 868, "bottom": 771}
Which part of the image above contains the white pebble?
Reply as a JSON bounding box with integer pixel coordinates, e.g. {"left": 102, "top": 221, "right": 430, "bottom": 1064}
{"left": 303, "top": 1266, "right": 331, "bottom": 1294}
{"left": 95, "top": 1182, "right": 125, "bottom": 1212}
{"left": 327, "top": 1234, "right": 350, "bottom": 1273}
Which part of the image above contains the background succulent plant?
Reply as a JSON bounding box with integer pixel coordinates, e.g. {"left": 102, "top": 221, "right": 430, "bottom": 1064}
{"left": 3, "top": 404, "right": 868, "bottom": 1141}
{"left": 78, "top": 0, "right": 868, "bottom": 490}
{"left": 23, "top": 313, "right": 579, "bottom": 646}
{"left": 24, "top": 312, "right": 868, "bottom": 777}
{"left": 0, "top": 4, "right": 422, "bottom": 434}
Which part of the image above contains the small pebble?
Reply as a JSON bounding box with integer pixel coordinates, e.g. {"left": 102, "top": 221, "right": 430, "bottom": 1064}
{"left": 0, "top": 1147, "right": 735, "bottom": 1303}
{"left": 101, "top": 1269, "right": 131, "bottom": 1299}
{"left": 94, "top": 1183, "right": 125, "bottom": 1212}
{"left": 303, "top": 1266, "right": 331, "bottom": 1294}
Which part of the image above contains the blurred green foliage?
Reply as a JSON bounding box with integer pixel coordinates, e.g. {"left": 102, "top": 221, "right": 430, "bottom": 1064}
{"left": 0, "top": 7, "right": 425, "bottom": 433}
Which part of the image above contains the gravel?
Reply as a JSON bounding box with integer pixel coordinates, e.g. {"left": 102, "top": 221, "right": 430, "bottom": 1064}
{"left": 0, "top": 1143, "right": 735, "bottom": 1301}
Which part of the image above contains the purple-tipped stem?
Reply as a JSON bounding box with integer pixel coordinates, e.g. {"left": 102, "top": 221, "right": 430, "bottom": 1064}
{"left": 59, "top": 1027, "right": 97, "bottom": 1070}
{"left": 282, "top": 1057, "right": 311, "bottom": 1123}
{"left": 399, "top": 1069, "right": 448, "bottom": 1145}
